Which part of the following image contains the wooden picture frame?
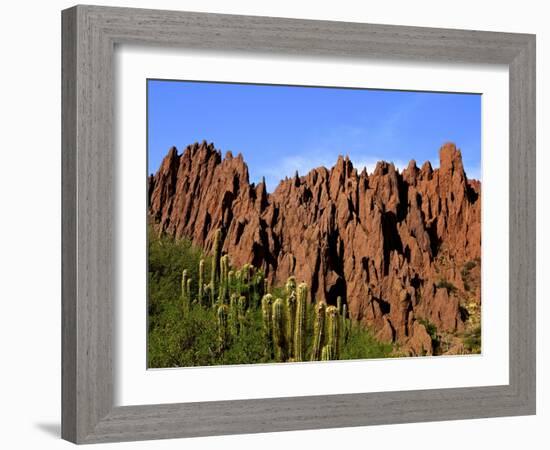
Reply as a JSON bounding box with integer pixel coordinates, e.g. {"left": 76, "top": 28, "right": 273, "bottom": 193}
{"left": 61, "top": 5, "right": 536, "bottom": 444}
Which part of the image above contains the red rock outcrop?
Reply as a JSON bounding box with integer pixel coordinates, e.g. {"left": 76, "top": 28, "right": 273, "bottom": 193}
{"left": 148, "top": 141, "right": 481, "bottom": 350}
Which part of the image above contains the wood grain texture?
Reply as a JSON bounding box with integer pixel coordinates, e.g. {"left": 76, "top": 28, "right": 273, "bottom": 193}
{"left": 61, "top": 4, "right": 536, "bottom": 444}
{"left": 61, "top": 6, "right": 77, "bottom": 443}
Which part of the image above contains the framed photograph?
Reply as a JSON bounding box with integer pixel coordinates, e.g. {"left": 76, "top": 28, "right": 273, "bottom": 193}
{"left": 62, "top": 5, "right": 536, "bottom": 444}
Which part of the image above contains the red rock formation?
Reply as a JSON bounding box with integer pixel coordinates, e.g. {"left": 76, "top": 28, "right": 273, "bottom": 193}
{"left": 148, "top": 141, "right": 481, "bottom": 351}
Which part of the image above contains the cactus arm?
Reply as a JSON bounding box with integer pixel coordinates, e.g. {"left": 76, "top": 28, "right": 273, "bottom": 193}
{"left": 326, "top": 305, "right": 340, "bottom": 359}
{"left": 294, "top": 283, "right": 308, "bottom": 362}
{"left": 211, "top": 229, "right": 222, "bottom": 306}
{"left": 286, "top": 291, "right": 297, "bottom": 359}
{"left": 272, "top": 298, "right": 288, "bottom": 362}
{"left": 261, "top": 294, "right": 274, "bottom": 360}
{"left": 321, "top": 344, "right": 334, "bottom": 361}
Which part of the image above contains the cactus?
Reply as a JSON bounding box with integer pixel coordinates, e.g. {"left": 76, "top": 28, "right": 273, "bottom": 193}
{"left": 220, "top": 256, "right": 226, "bottom": 303}
{"left": 237, "top": 295, "right": 247, "bottom": 334}
{"left": 261, "top": 294, "right": 274, "bottom": 359}
{"left": 286, "top": 291, "right": 297, "bottom": 359}
{"left": 210, "top": 281, "right": 215, "bottom": 308}
{"left": 311, "top": 302, "right": 326, "bottom": 361}
{"left": 326, "top": 305, "right": 340, "bottom": 359}
{"left": 223, "top": 255, "right": 230, "bottom": 291}
{"left": 218, "top": 254, "right": 228, "bottom": 305}
{"left": 234, "top": 270, "right": 242, "bottom": 296}
{"left": 336, "top": 296, "right": 342, "bottom": 315}
{"left": 272, "top": 298, "right": 288, "bottom": 362}
{"left": 321, "top": 344, "right": 334, "bottom": 361}
{"left": 264, "top": 278, "right": 269, "bottom": 295}
{"left": 198, "top": 259, "right": 205, "bottom": 306}
{"left": 217, "top": 304, "right": 229, "bottom": 352}
{"left": 181, "top": 269, "right": 188, "bottom": 300}
{"left": 242, "top": 263, "right": 251, "bottom": 286}
{"left": 227, "top": 270, "right": 235, "bottom": 298}
{"left": 286, "top": 276, "right": 297, "bottom": 296}
{"left": 226, "top": 257, "right": 232, "bottom": 302}
{"left": 211, "top": 229, "right": 222, "bottom": 305}
{"left": 294, "top": 283, "right": 308, "bottom": 362}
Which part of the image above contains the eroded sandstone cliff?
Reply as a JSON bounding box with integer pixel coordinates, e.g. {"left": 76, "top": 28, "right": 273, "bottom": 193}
{"left": 148, "top": 141, "right": 481, "bottom": 355}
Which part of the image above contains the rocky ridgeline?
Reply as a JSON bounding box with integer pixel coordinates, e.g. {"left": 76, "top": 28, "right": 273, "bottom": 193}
{"left": 148, "top": 141, "right": 481, "bottom": 355}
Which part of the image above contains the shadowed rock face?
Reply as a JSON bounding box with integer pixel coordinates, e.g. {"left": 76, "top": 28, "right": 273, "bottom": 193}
{"left": 149, "top": 141, "right": 481, "bottom": 353}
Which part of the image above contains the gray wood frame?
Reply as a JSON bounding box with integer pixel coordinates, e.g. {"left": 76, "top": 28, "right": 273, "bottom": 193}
{"left": 62, "top": 5, "right": 536, "bottom": 444}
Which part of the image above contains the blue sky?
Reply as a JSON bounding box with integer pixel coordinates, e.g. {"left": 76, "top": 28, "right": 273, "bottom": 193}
{"left": 148, "top": 80, "right": 481, "bottom": 191}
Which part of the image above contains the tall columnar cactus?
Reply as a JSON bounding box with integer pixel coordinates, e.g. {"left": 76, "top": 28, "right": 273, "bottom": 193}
{"left": 321, "top": 344, "right": 334, "bottom": 361}
{"left": 326, "top": 305, "right": 340, "bottom": 359}
{"left": 220, "top": 255, "right": 228, "bottom": 303}
{"left": 336, "top": 296, "right": 342, "bottom": 315}
{"left": 264, "top": 278, "right": 269, "bottom": 295}
{"left": 286, "top": 276, "right": 297, "bottom": 296}
{"left": 222, "top": 255, "right": 230, "bottom": 292}
{"left": 218, "top": 254, "right": 227, "bottom": 305}
{"left": 272, "top": 298, "right": 288, "bottom": 362}
{"left": 181, "top": 269, "right": 189, "bottom": 312}
{"left": 227, "top": 270, "right": 235, "bottom": 298}
{"left": 181, "top": 269, "right": 188, "bottom": 300}
{"left": 237, "top": 295, "right": 247, "bottom": 334}
{"left": 286, "top": 291, "right": 297, "bottom": 359}
{"left": 311, "top": 302, "right": 326, "bottom": 361}
{"left": 294, "top": 283, "right": 308, "bottom": 362}
{"left": 234, "top": 269, "right": 242, "bottom": 296}
{"left": 261, "top": 294, "right": 274, "bottom": 359}
{"left": 210, "top": 229, "right": 222, "bottom": 306}
{"left": 217, "top": 304, "right": 229, "bottom": 352}
{"left": 242, "top": 263, "right": 251, "bottom": 287}
{"left": 198, "top": 259, "right": 205, "bottom": 306}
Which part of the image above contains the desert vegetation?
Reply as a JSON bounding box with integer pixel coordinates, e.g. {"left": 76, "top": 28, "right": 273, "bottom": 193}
{"left": 148, "top": 227, "right": 394, "bottom": 368}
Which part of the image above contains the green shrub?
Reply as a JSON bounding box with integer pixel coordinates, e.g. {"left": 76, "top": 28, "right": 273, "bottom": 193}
{"left": 417, "top": 318, "right": 440, "bottom": 353}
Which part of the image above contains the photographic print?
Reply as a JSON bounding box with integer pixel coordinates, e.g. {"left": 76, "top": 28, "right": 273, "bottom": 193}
{"left": 147, "top": 80, "right": 481, "bottom": 368}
